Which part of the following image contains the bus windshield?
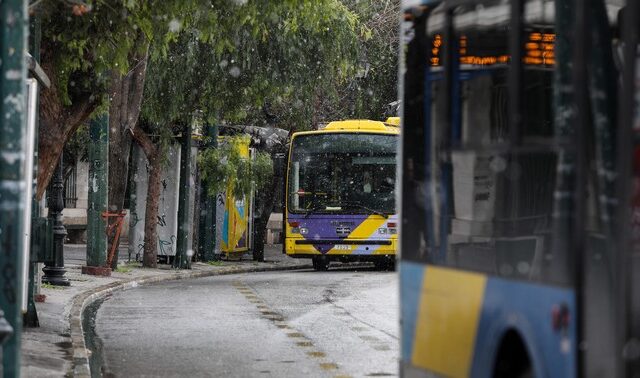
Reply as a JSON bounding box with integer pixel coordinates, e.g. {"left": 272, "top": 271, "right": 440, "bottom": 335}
{"left": 287, "top": 133, "right": 397, "bottom": 215}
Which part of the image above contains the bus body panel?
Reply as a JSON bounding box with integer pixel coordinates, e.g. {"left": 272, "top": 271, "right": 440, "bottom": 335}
{"left": 400, "top": 261, "right": 576, "bottom": 378}
{"left": 285, "top": 214, "right": 398, "bottom": 256}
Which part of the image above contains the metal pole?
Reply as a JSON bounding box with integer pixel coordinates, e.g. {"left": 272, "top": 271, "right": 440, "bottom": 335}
{"left": 42, "top": 157, "right": 70, "bottom": 286}
{"left": 572, "top": 0, "right": 589, "bottom": 375}
{"left": 0, "top": 0, "right": 28, "bottom": 374}
{"left": 508, "top": 0, "right": 524, "bottom": 147}
{"left": 616, "top": 2, "right": 639, "bottom": 374}
{"left": 199, "top": 124, "right": 218, "bottom": 262}
{"left": 83, "top": 113, "right": 110, "bottom": 276}
{"left": 24, "top": 13, "right": 41, "bottom": 328}
{"left": 174, "top": 124, "right": 192, "bottom": 269}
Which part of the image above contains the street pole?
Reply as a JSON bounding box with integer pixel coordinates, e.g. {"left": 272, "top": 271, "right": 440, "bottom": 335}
{"left": 42, "top": 157, "right": 70, "bottom": 286}
{"left": 0, "top": 0, "right": 28, "bottom": 374}
{"left": 198, "top": 124, "right": 218, "bottom": 262}
{"left": 174, "top": 124, "right": 192, "bottom": 269}
{"left": 24, "top": 12, "right": 41, "bottom": 328}
{"left": 83, "top": 113, "right": 110, "bottom": 276}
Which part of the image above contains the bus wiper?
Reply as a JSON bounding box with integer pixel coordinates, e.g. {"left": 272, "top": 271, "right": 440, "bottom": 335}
{"left": 342, "top": 201, "right": 389, "bottom": 218}
{"left": 303, "top": 204, "right": 328, "bottom": 218}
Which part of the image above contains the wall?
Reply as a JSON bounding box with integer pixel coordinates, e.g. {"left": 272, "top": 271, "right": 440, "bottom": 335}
{"left": 129, "top": 143, "right": 181, "bottom": 259}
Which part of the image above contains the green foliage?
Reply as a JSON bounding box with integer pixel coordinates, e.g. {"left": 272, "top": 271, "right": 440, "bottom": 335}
{"left": 198, "top": 136, "right": 273, "bottom": 198}
{"left": 315, "top": 0, "right": 400, "bottom": 122}
{"left": 141, "top": 0, "right": 361, "bottom": 130}
{"left": 37, "top": 0, "right": 206, "bottom": 106}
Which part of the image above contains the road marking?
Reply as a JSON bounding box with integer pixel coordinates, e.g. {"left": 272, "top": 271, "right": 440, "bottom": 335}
{"left": 233, "top": 280, "right": 349, "bottom": 377}
{"left": 320, "top": 363, "right": 339, "bottom": 370}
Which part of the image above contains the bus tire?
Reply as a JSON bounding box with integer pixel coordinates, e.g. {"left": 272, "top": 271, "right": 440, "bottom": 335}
{"left": 492, "top": 330, "right": 532, "bottom": 378}
{"left": 374, "top": 257, "right": 395, "bottom": 271}
{"left": 312, "top": 256, "right": 330, "bottom": 271}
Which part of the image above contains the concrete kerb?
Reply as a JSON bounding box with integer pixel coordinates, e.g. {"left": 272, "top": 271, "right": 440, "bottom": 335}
{"left": 70, "top": 263, "right": 313, "bottom": 377}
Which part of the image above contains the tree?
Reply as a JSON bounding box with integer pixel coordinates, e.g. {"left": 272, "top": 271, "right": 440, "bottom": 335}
{"left": 34, "top": 0, "right": 200, "bottom": 200}
{"left": 316, "top": 0, "right": 400, "bottom": 123}
{"left": 134, "top": 0, "right": 361, "bottom": 266}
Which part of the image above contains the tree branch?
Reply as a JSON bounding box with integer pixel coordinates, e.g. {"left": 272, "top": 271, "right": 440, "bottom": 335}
{"left": 130, "top": 125, "right": 156, "bottom": 159}
{"left": 126, "top": 40, "right": 149, "bottom": 129}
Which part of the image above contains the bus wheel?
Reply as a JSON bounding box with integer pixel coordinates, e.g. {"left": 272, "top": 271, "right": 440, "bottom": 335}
{"left": 312, "top": 257, "right": 330, "bottom": 271}
{"left": 374, "top": 257, "right": 395, "bottom": 271}
{"left": 493, "top": 330, "right": 532, "bottom": 378}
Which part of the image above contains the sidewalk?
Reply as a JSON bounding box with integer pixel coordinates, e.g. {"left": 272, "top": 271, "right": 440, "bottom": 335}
{"left": 20, "top": 244, "right": 310, "bottom": 377}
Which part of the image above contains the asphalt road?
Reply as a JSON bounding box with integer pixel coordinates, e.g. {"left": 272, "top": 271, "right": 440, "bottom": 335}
{"left": 93, "top": 266, "right": 399, "bottom": 377}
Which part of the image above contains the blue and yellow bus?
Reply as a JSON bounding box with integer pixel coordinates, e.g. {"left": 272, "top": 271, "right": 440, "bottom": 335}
{"left": 400, "top": 0, "right": 639, "bottom": 376}
{"left": 284, "top": 120, "right": 399, "bottom": 271}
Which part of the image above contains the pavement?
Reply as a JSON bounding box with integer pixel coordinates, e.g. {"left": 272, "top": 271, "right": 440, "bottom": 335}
{"left": 20, "top": 243, "right": 310, "bottom": 378}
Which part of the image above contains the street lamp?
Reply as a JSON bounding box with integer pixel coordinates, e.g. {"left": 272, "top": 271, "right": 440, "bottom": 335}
{"left": 42, "top": 157, "right": 70, "bottom": 286}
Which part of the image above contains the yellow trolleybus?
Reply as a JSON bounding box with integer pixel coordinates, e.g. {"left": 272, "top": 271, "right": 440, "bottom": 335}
{"left": 284, "top": 120, "right": 399, "bottom": 271}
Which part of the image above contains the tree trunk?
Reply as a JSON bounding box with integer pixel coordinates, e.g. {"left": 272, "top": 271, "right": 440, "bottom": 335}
{"left": 130, "top": 125, "right": 161, "bottom": 268}
{"left": 143, "top": 151, "right": 161, "bottom": 268}
{"left": 107, "top": 37, "right": 150, "bottom": 268}
{"left": 37, "top": 43, "right": 99, "bottom": 199}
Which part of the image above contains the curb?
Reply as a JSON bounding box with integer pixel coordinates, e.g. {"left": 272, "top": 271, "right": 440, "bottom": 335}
{"left": 70, "top": 262, "right": 312, "bottom": 377}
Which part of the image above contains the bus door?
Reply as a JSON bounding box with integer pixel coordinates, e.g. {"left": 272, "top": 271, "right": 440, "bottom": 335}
{"left": 616, "top": 2, "right": 640, "bottom": 374}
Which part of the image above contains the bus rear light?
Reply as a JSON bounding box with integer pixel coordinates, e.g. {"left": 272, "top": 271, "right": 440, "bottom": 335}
{"left": 552, "top": 304, "right": 570, "bottom": 332}
{"left": 387, "top": 222, "right": 397, "bottom": 228}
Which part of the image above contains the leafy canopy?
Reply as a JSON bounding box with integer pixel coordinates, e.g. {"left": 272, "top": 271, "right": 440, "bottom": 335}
{"left": 198, "top": 136, "right": 273, "bottom": 198}
{"left": 140, "top": 0, "right": 362, "bottom": 128}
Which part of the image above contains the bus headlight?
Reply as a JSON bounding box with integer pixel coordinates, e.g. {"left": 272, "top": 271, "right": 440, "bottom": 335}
{"left": 299, "top": 227, "right": 309, "bottom": 235}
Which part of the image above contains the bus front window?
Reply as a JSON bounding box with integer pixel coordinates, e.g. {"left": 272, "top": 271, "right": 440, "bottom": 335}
{"left": 287, "top": 133, "right": 397, "bottom": 215}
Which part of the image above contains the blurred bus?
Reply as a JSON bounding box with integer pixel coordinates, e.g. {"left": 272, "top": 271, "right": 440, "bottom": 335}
{"left": 284, "top": 120, "right": 399, "bottom": 271}
{"left": 399, "top": 0, "right": 638, "bottom": 376}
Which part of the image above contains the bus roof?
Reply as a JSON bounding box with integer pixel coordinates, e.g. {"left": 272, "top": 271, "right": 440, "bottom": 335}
{"left": 324, "top": 119, "right": 397, "bottom": 132}
{"left": 291, "top": 120, "right": 399, "bottom": 138}
{"left": 384, "top": 117, "right": 400, "bottom": 127}
{"left": 423, "top": 0, "right": 621, "bottom": 32}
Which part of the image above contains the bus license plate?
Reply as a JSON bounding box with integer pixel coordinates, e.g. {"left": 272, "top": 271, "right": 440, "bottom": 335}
{"left": 334, "top": 245, "right": 350, "bottom": 250}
